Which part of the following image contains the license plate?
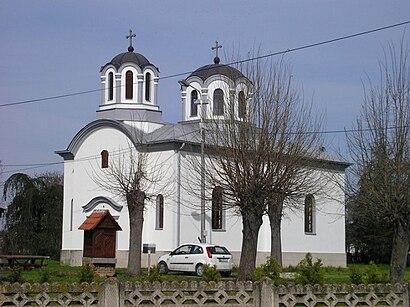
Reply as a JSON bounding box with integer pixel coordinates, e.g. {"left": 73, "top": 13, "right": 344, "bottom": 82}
{"left": 219, "top": 258, "right": 228, "bottom": 262}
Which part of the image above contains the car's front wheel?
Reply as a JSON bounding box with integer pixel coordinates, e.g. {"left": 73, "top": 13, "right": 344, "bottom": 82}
{"left": 158, "top": 261, "right": 169, "bottom": 275}
{"left": 195, "top": 263, "right": 204, "bottom": 277}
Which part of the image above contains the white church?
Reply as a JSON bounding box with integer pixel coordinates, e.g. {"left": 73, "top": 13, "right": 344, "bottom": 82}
{"left": 56, "top": 34, "right": 348, "bottom": 268}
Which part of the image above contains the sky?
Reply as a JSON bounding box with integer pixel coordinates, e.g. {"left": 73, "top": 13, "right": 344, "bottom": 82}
{"left": 0, "top": 0, "right": 409, "bottom": 182}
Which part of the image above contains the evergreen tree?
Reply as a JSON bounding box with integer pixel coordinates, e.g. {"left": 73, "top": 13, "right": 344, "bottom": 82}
{"left": 346, "top": 189, "right": 393, "bottom": 264}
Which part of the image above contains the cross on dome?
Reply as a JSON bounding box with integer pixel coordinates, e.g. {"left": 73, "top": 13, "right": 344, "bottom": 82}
{"left": 126, "top": 29, "right": 137, "bottom": 52}
{"left": 211, "top": 41, "right": 222, "bottom": 64}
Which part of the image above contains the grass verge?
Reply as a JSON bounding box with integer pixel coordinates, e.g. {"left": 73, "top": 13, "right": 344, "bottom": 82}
{"left": 1, "top": 260, "right": 409, "bottom": 284}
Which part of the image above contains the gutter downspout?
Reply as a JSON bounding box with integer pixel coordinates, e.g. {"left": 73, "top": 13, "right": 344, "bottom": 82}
{"left": 176, "top": 142, "right": 185, "bottom": 246}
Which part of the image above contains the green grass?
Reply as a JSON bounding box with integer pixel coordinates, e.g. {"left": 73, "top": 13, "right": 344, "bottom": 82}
{"left": 1, "top": 260, "right": 410, "bottom": 284}
{"left": 0, "top": 260, "right": 220, "bottom": 284}
{"left": 322, "top": 266, "right": 352, "bottom": 284}
{"left": 0, "top": 260, "right": 84, "bottom": 284}
{"left": 322, "top": 264, "right": 410, "bottom": 284}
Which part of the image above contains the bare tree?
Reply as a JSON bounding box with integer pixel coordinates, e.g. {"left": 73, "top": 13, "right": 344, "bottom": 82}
{"left": 347, "top": 40, "right": 410, "bottom": 283}
{"left": 199, "top": 57, "right": 324, "bottom": 279}
{"left": 0, "top": 160, "right": 4, "bottom": 212}
{"left": 257, "top": 63, "right": 325, "bottom": 265}
{"left": 92, "top": 127, "right": 167, "bottom": 276}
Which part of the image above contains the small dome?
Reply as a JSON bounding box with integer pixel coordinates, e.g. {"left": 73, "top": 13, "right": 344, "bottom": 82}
{"left": 188, "top": 63, "right": 245, "bottom": 81}
{"left": 100, "top": 51, "right": 155, "bottom": 72}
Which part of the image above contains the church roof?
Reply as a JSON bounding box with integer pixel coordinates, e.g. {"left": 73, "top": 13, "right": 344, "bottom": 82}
{"left": 188, "top": 63, "right": 245, "bottom": 81}
{"left": 188, "top": 42, "right": 245, "bottom": 81}
{"left": 146, "top": 121, "right": 201, "bottom": 144}
{"left": 100, "top": 51, "right": 156, "bottom": 72}
{"left": 57, "top": 119, "right": 350, "bottom": 171}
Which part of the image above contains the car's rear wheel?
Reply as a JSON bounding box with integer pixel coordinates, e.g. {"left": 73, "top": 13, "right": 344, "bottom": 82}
{"left": 158, "top": 261, "right": 169, "bottom": 275}
{"left": 195, "top": 263, "right": 204, "bottom": 277}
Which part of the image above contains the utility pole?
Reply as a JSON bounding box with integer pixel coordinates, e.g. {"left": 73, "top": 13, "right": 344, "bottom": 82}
{"left": 200, "top": 116, "right": 206, "bottom": 243}
{"left": 178, "top": 79, "right": 208, "bottom": 243}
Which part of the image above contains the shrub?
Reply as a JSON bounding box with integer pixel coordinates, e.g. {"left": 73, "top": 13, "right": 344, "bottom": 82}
{"left": 295, "top": 253, "right": 324, "bottom": 285}
{"left": 78, "top": 263, "right": 95, "bottom": 283}
{"left": 254, "top": 256, "right": 281, "bottom": 285}
{"left": 147, "top": 265, "right": 162, "bottom": 282}
{"left": 282, "top": 265, "right": 297, "bottom": 272}
{"left": 364, "top": 261, "right": 388, "bottom": 284}
{"left": 202, "top": 264, "right": 221, "bottom": 282}
{"left": 8, "top": 267, "right": 23, "bottom": 283}
{"left": 349, "top": 266, "right": 363, "bottom": 284}
{"left": 40, "top": 269, "right": 51, "bottom": 283}
{"left": 231, "top": 265, "right": 239, "bottom": 277}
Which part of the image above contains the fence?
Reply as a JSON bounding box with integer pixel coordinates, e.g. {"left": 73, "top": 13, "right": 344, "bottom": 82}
{"left": 0, "top": 278, "right": 408, "bottom": 306}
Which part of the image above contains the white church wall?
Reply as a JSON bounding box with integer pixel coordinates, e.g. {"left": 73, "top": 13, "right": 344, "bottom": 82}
{"left": 172, "top": 150, "right": 347, "bottom": 267}
{"left": 62, "top": 127, "right": 133, "bottom": 251}
{"left": 177, "top": 149, "right": 265, "bottom": 253}
{"left": 138, "top": 149, "right": 179, "bottom": 249}
{"left": 61, "top": 123, "right": 346, "bottom": 268}
{"left": 279, "top": 169, "right": 346, "bottom": 266}
{"left": 281, "top": 169, "right": 345, "bottom": 254}
{"left": 61, "top": 161, "right": 75, "bottom": 247}
{"left": 176, "top": 150, "right": 206, "bottom": 245}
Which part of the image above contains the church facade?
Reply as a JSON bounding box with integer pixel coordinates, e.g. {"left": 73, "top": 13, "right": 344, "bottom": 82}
{"left": 57, "top": 37, "right": 348, "bottom": 268}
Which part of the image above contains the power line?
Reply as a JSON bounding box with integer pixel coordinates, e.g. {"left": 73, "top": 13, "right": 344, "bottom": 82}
{"left": 0, "top": 20, "right": 409, "bottom": 108}
{"left": 2, "top": 164, "right": 62, "bottom": 175}
{"left": 2, "top": 21, "right": 409, "bottom": 173}
{"left": 233, "top": 20, "right": 410, "bottom": 65}
{"left": 0, "top": 88, "right": 102, "bottom": 108}
{"left": 3, "top": 162, "right": 62, "bottom": 167}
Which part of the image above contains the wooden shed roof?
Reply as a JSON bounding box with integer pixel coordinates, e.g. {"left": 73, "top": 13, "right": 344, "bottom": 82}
{"left": 78, "top": 210, "right": 122, "bottom": 231}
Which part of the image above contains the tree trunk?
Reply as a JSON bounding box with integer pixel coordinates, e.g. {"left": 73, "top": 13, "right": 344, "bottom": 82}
{"left": 390, "top": 221, "right": 410, "bottom": 283}
{"left": 268, "top": 193, "right": 284, "bottom": 266}
{"left": 238, "top": 208, "right": 263, "bottom": 281}
{"left": 126, "top": 189, "right": 145, "bottom": 276}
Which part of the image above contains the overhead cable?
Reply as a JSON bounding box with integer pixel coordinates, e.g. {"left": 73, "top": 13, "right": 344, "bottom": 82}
{"left": 0, "top": 20, "right": 409, "bottom": 108}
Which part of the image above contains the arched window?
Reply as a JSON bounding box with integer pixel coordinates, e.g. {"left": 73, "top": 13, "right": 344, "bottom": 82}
{"left": 108, "top": 72, "right": 114, "bottom": 101}
{"left": 156, "top": 194, "right": 164, "bottom": 230}
{"left": 145, "top": 72, "right": 151, "bottom": 101}
{"left": 125, "top": 70, "right": 133, "bottom": 99}
{"left": 304, "top": 194, "right": 315, "bottom": 234}
{"left": 212, "top": 186, "right": 223, "bottom": 230}
{"left": 238, "top": 91, "right": 246, "bottom": 119}
{"left": 190, "top": 90, "right": 198, "bottom": 117}
{"left": 101, "top": 150, "right": 109, "bottom": 168}
{"left": 213, "top": 89, "right": 224, "bottom": 116}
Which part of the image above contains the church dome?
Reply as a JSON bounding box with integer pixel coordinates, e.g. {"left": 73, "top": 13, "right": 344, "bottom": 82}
{"left": 100, "top": 51, "right": 155, "bottom": 72}
{"left": 98, "top": 31, "right": 161, "bottom": 124}
{"left": 181, "top": 51, "right": 251, "bottom": 122}
{"left": 188, "top": 58, "right": 245, "bottom": 81}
